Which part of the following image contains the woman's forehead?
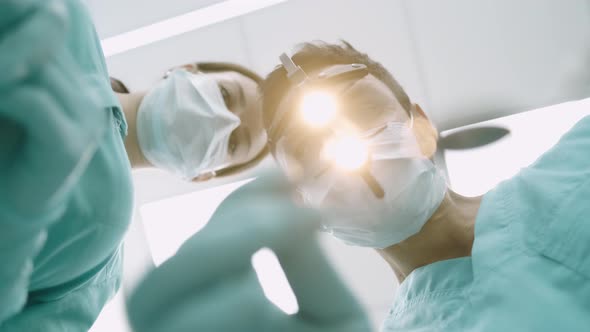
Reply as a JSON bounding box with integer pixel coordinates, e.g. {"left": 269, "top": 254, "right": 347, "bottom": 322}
{"left": 203, "top": 70, "right": 257, "bottom": 85}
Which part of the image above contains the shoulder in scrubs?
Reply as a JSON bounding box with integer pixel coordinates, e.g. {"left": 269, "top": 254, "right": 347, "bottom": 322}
{"left": 0, "top": 1, "right": 133, "bottom": 330}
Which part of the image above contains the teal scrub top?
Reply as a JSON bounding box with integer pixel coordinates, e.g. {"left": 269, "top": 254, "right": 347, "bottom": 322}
{"left": 382, "top": 112, "right": 590, "bottom": 331}
{"left": 0, "top": 1, "right": 133, "bottom": 330}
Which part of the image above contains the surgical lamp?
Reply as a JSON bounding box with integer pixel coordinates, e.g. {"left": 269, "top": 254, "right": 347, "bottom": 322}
{"left": 268, "top": 53, "right": 415, "bottom": 198}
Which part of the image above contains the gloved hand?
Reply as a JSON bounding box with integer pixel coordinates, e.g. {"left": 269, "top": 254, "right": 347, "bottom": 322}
{"left": 0, "top": 0, "right": 109, "bottom": 222}
{"left": 127, "top": 171, "right": 371, "bottom": 332}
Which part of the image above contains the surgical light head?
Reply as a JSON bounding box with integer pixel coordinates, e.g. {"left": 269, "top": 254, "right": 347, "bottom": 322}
{"left": 300, "top": 91, "right": 338, "bottom": 127}
{"left": 322, "top": 135, "right": 368, "bottom": 171}
{"left": 269, "top": 53, "right": 414, "bottom": 199}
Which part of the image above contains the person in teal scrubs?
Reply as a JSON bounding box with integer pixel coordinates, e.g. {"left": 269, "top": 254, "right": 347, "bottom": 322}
{"left": 262, "top": 42, "right": 590, "bottom": 331}
{"left": 260, "top": 42, "right": 590, "bottom": 331}
{"left": 381, "top": 108, "right": 590, "bottom": 331}
{"left": 0, "top": 1, "right": 268, "bottom": 330}
{"left": 126, "top": 41, "right": 590, "bottom": 331}
{"left": 0, "top": 1, "right": 133, "bottom": 330}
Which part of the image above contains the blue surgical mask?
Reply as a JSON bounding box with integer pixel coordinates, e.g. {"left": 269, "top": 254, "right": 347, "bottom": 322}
{"left": 136, "top": 69, "right": 240, "bottom": 180}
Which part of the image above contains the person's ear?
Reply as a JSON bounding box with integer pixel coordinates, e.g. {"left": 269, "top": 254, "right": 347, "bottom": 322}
{"left": 411, "top": 104, "right": 438, "bottom": 158}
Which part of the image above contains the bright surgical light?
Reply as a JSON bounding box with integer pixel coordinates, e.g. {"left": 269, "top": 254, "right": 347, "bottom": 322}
{"left": 300, "top": 91, "right": 337, "bottom": 127}
{"left": 323, "top": 135, "right": 369, "bottom": 171}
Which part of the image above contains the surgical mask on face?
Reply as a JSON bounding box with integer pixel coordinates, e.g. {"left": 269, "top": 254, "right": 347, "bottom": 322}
{"left": 136, "top": 69, "right": 240, "bottom": 180}
{"left": 297, "top": 120, "right": 447, "bottom": 248}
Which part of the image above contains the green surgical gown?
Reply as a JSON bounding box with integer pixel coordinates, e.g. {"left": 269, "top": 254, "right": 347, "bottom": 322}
{"left": 383, "top": 109, "right": 590, "bottom": 331}
{"left": 0, "top": 0, "right": 133, "bottom": 330}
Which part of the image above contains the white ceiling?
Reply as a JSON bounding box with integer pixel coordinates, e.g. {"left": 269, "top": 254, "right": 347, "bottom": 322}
{"left": 97, "top": 0, "right": 590, "bottom": 130}
{"left": 406, "top": 0, "right": 590, "bottom": 129}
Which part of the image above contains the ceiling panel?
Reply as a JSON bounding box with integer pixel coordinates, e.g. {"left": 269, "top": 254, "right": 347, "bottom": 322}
{"left": 85, "top": 0, "right": 223, "bottom": 38}
{"left": 406, "top": 0, "right": 590, "bottom": 130}
{"left": 105, "top": 18, "right": 249, "bottom": 92}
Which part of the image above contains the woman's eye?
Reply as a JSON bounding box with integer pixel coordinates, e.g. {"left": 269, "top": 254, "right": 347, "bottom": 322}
{"left": 228, "top": 131, "right": 238, "bottom": 155}
{"left": 220, "top": 85, "right": 231, "bottom": 108}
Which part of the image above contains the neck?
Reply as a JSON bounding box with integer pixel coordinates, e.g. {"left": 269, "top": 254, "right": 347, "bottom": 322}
{"left": 117, "top": 92, "right": 151, "bottom": 168}
{"left": 377, "top": 189, "right": 481, "bottom": 283}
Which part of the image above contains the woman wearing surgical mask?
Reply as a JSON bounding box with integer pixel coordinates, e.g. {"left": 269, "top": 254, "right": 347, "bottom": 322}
{"left": 0, "top": 1, "right": 267, "bottom": 330}
{"left": 115, "top": 62, "right": 268, "bottom": 181}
